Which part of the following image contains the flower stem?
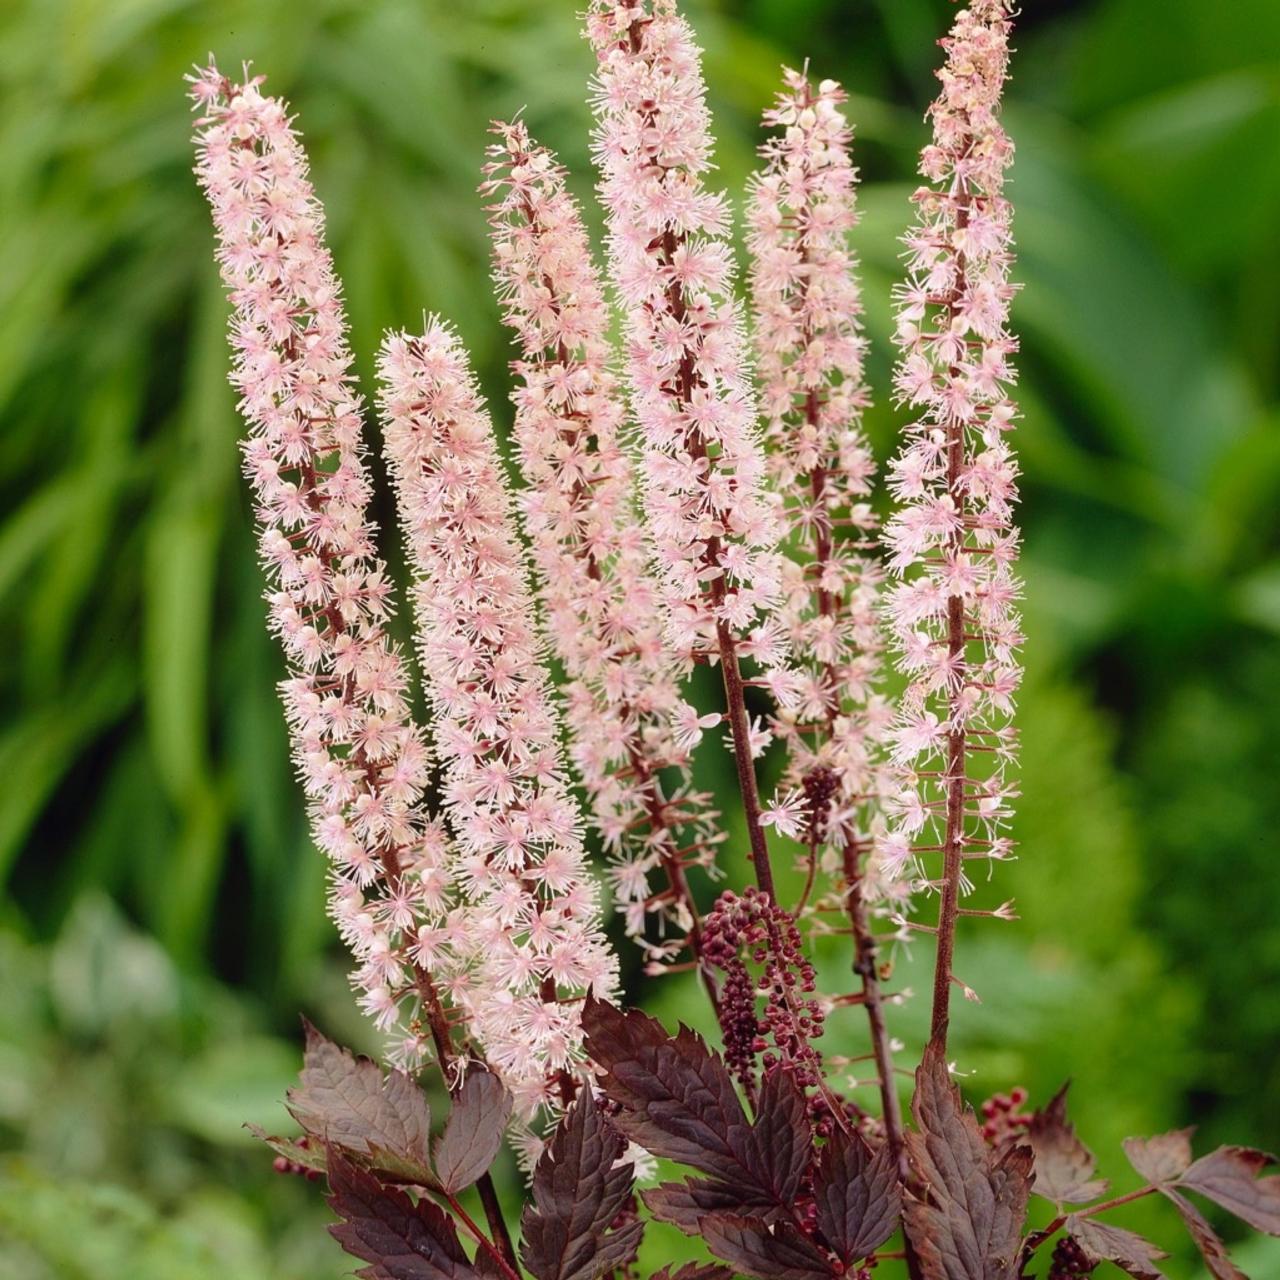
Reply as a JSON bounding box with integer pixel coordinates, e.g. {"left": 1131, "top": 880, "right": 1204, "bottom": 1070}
{"left": 716, "top": 612, "right": 777, "bottom": 898}
{"left": 843, "top": 841, "right": 907, "bottom": 1175}
{"left": 408, "top": 882, "right": 521, "bottom": 1277}
{"left": 929, "top": 203, "right": 973, "bottom": 1054}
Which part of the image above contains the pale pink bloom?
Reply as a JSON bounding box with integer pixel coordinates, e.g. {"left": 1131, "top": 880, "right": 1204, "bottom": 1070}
{"left": 672, "top": 701, "right": 722, "bottom": 751}
{"left": 585, "top": 0, "right": 786, "bottom": 655}
{"left": 376, "top": 320, "right": 619, "bottom": 1114}
{"left": 745, "top": 67, "right": 891, "bottom": 893}
{"left": 760, "top": 789, "right": 807, "bottom": 841}
{"left": 189, "top": 61, "right": 449, "bottom": 1065}
{"left": 480, "top": 120, "right": 718, "bottom": 959}
{"left": 876, "top": 0, "right": 1023, "bottom": 904}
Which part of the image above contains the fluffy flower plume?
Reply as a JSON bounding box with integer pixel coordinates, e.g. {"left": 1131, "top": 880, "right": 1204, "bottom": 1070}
{"left": 377, "top": 321, "right": 619, "bottom": 1117}
{"left": 746, "top": 69, "right": 892, "bottom": 893}
{"left": 879, "top": 0, "right": 1022, "bottom": 905}
{"left": 188, "top": 62, "right": 450, "bottom": 1060}
{"left": 480, "top": 121, "right": 721, "bottom": 963}
{"left": 585, "top": 0, "right": 787, "bottom": 665}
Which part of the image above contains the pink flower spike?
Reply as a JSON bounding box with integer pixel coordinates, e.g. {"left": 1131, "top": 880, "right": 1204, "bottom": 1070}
{"left": 876, "top": 0, "right": 1023, "bottom": 1043}
{"left": 585, "top": 0, "right": 791, "bottom": 913}
{"left": 190, "top": 61, "right": 450, "bottom": 1069}
{"left": 585, "top": 0, "right": 786, "bottom": 653}
{"left": 746, "top": 66, "right": 891, "bottom": 897}
{"left": 480, "top": 120, "right": 720, "bottom": 967}
{"left": 376, "top": 319, "right": 619, "bottom": 1117}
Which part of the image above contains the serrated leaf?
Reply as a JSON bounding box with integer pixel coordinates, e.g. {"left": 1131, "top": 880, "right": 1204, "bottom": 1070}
{"left": 582, "top": 996, "right": 757, "bottom": 1187}
{"left": 326, "top": 1147, "right": 479, "bottom": 1280}
{"left": 650, "top": 1266, "right": 733, "bottom": 1280}
{"left": 902, "top": 1046, "right": 1032, "bottom": 1280}
{"left": 246, "top": 1123, "right": 328, "bottom": 1175}
{"left": 1165, "top": 1189, "right": 1248, "bottom": 1280}
{"left": 642, "top": 1178, "right": 779, "bottom": 1235}
{"left": 520, "top": 1090, "right": 642, "bottom": 1280}
{"left": 750, "top": 1068, "right": 812, "bottom": 1205}
{"left": 813, "top": 1130, "right": 901, "bottom": 1263}
{"left": 1178, "top": 1145, "right": 1280, "bottom": 1235}
{"left": 1122, "top": 1130, "right": 1195, "bottom": 1185}
{"left": 434, "top": 1068, "right": 511, "bottom": 1194}
{"left": 699, "top": 1213, "right": 835, "bottom": 1280}
{"left": 473, "top": 1250, "right": 509, "bottom": 1280}
{"left": 288, "top": 1021, "right": 433, "bottom": 1183}
{"left": 1067, "top": 1215, "right": 1168, "bottom": 1279}
{"left": 1026, "top": 1083, "right": 1109, "bottom": 1206}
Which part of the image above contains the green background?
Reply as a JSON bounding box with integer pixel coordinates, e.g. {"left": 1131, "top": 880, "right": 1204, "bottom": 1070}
{"left": 2, "top": 0, "right": 1278, "bottom": 1274}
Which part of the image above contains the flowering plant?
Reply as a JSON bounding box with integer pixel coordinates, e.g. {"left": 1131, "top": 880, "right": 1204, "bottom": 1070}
{"left": 189, "top": 2, "right": 1280, "bottom": 1277}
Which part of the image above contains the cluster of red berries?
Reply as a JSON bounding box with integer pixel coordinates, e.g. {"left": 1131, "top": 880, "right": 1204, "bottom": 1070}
{"left": 1047, "top": 1235, "right": 1096, "bottom": 1278}
{"left": 703, "top": 887, "right": 826, "bottom": 1095}
{"left": 979, "top": 1086, "right": 1031, "bottom": 1145}
{"left": 272, "top": 1134, "right": 323, "bottom": 1181}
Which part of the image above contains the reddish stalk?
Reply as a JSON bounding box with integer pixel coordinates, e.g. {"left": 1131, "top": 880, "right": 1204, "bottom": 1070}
{"left": 928, "top": 200, "right": 973, "bottom": 1054}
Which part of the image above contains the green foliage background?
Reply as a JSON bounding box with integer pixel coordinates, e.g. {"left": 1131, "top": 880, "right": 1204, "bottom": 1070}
{"left": 1, "top": 0, "right": 1278, "bottom": 1275}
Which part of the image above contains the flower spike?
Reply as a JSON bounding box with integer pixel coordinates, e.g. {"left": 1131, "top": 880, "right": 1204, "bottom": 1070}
{"left": 879, "top": 0, "right": 1022, "bottom": 1050}
{"left": 189, "top": 61, "right": 451, "bottom": 1065}
{"left": 377, "top": 320, "right": 619, "bottom": 1120}
{"left": 480, "top": 120, "right": 721, "bottom": 979}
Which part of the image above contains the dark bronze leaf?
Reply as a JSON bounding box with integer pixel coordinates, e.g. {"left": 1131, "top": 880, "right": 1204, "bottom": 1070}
{"left": 434, "top": 1068, "right": 512, "bottom": 1194}
{"left": 289, "top": 1020, "right": 433, "bottom": 1183}
{"left": 1178, "top": 1145, "right": 1280, "bottom": 1236}
{"left": 699, "top": 1213, "right": 835, "bottom": 1280}
{"left": 902, "top": 1045, "right": 1032, "bottom": 1280}
{"left": 641, "top": 1178, "right": 775, "bottom": 1235}
{"left": 750, "top": 1068, "right": 813, "bottom": 1205}
{"left": 1122, "top": 1130, "right": 1194, "bottom": 1186}
{"left": 1067, "top": 1215, "right": 1168, "bottom": 1280}
{"left": 520, "top": 1089, "right": 643, "bottom": 1280}
{"left": 1165, "top": 1189, "right": 1249, "bottom": 1280}
{"left": 812, "top": 1130, "right": 901, "bottom": 1263}
{"left": 1026, "top": 1083, "right": 1108, "bottom": 1205}
{"left": 326, "top": 1147, "right": 478, "bottom": 1280}
{"left": 582, "top": 996, "right": 757, "bottom": 1186}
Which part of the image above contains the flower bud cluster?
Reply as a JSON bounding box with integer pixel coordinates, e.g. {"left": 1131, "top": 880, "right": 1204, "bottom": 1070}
{"left": 702, "top": 887, "right": 825, "bottom": 1096}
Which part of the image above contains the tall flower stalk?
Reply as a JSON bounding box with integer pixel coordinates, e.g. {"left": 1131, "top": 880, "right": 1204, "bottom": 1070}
{"left": 880, "top": 0, "right": 1021, "bottom": 1052}
{"left": 585, "top": 0, "right": 792, "bottom": 900}
{"left": 376, "top": 321, "right": 619, "bottom": 1124}
{"left": 746, "top": 68, "right": 904, "bottom": 1164}
{"left": 188, "top": 63, "right": 452, "bottom": 1059}
{"left": 479, "top": 121, "right": 721, "bottom": 991}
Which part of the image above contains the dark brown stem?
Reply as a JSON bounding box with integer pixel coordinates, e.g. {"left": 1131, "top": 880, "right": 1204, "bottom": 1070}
{"left": 928, "top": 199, "right": 972, "bottom": 1055}
{"left": 445, "top": 1191, "right": 523, "bottom": 1280}
{"left": 417, "top": 970, "right": 521, "bottom": 1275}
{"left": 715, "top": 611, "right": 776, "bottom": 897}
{"left": 843, "top": 842, "right": 908, "bottom": 1175}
